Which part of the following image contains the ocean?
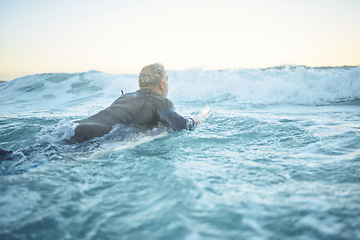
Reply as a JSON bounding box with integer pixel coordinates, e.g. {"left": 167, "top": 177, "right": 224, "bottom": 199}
{"left": 0, "top": 66, "right": 360, "bottom": 240}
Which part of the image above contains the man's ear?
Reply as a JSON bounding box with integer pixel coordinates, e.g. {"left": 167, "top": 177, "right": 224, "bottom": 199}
{"left": 160, "top": 81, "right": 165, "bottom": 90}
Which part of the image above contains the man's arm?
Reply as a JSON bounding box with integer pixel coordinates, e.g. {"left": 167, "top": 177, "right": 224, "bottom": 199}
{"left": 158, "top": 105, "right": 198, "bottom": 131}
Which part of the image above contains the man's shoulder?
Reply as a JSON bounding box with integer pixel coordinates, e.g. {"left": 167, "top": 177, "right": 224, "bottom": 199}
{"left": 111, "top": 89, "right": 173, "bottom": 108}
{"left": 134, "top": 90, "right": 173, "bottom": 111}
{"left": 148, "top": 91, "right": 173, "bottom": 105}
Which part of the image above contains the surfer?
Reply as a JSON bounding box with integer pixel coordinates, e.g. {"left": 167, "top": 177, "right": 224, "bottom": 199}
{"left": 72, "top": 63, "right": 201, "bottom": 142}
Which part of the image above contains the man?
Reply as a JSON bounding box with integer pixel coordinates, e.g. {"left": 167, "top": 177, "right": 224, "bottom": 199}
{"left": 72, "top": 63, "right": 200, "bottom": 142}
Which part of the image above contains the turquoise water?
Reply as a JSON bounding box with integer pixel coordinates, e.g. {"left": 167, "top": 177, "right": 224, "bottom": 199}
{"left": 1, "top": 66, "right": 360, "bottom": 239}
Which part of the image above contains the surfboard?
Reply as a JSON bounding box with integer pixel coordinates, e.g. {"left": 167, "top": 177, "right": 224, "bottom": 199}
{"left": 193, "top": 105, "right": 211, "bottom": 123}
{"left": 78, "top": 106, "right": 212, "bottom": 160}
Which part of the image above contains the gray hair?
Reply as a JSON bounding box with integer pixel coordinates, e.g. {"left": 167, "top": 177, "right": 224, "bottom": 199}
{"left": 139, "top": 63, "right": 167, "bottom": 88}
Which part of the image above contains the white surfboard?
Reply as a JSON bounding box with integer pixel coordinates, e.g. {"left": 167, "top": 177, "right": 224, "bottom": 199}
{"left": 78, "top": 105, "right": 211, "bottom": 160}
{"left": 193, "top": 105, "right": 211, "bottom": 123}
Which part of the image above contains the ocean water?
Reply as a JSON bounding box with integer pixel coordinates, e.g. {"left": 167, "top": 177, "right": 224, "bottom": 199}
{"left": 0, "top": 66, "right": 360, "bottom": 240}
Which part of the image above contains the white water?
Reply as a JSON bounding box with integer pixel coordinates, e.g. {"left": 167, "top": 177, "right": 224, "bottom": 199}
{"left": 1, "top": 66, "right": 359, "bottom": 116}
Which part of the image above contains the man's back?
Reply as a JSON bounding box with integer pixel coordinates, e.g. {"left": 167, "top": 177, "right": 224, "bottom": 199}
{"left": 78, "top": 89, "right": 169, "bottom": 126}
{"left": 73, "top": 89, "right": 171, "bottom": 141}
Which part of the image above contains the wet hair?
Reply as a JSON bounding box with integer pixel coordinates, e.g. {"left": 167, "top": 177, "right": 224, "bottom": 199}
{"left": 139, "top": 63, "right": 167, "bottom": 88}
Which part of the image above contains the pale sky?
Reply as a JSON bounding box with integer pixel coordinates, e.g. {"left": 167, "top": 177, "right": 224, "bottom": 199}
{"left": 1, "top": 0, "right": 360, "bottom": 80}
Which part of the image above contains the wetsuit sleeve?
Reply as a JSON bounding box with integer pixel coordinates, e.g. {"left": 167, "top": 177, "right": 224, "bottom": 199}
{"left": 158, "top": 103, "right": 196, "bottom": 131}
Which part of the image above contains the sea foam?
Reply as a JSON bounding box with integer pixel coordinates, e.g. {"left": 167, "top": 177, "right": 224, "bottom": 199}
{"left": 1, "top": 66, "right": 359, "bottom": 116}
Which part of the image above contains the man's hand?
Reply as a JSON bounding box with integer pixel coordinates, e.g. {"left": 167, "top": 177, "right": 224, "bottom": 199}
{"left": 193, "top": 117, "right": 201, "bottom": 125}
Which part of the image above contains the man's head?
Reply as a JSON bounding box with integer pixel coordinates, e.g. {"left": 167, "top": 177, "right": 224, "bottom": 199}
{"left": 139, "top": 63, "right": 168, "bottom": 97}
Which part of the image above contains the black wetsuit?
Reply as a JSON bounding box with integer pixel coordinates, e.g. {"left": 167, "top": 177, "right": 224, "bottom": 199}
{"left": 73, "top": 89, "right": 196, "bottom": 141}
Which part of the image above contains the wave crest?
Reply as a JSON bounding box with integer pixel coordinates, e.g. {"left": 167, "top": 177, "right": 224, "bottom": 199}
{"left": 1, "top": 66, "right": 359, "bottom": 115}
{"left": 169, "top": 66, "right": 360, "bottom": 105}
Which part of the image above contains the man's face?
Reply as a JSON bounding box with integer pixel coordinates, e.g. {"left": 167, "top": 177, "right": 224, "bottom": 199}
{"left": 163, "top": 75, "right": 169, "bottom": 97}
